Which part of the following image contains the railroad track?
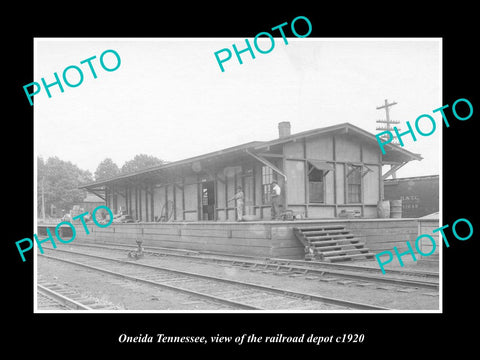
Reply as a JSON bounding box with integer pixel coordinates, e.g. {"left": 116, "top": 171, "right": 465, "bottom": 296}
{"left": 38, "top": 247, "right": 389, "bottom": 311}
{"left": 37, "top": 285, "right": 74, "bottom": 310}
{"left": 37, "top": 283, "right": 112, "bottom": 310}
{"left": 68, "top": 242, "right": 439, "bottom": 291}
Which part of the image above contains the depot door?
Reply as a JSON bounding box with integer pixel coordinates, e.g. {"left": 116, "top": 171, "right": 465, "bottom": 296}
{"left": 201, "top": 181, "right": 215, "bottom": 220}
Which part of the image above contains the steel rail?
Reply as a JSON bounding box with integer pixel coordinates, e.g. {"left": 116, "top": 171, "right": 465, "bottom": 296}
{"left": 39, "top": 253, "right": 259, "bottom": 310}
{"left": 37, "top": 284, "right": 92, "bottom": 310}
{"left": 76, "top": 241, "right": 439, "bottom": 278}
{"left": 240, "top": 262, "right": 439, "bottom": 290}
{"left": 266, "top": 258, "right": 439, "bottom": 279}
{"left": 39, "top": 248, "right": 389, "bottom": 310}
{"left": 68, "top": 242, "right": 439, "bottom": 290}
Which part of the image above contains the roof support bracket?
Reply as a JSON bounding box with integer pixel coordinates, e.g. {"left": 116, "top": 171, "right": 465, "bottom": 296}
{"left": 85, "top": 189, "right": 106, "bottom": 201}
{"left": 361, "top": 165, "right": 374, "bottom": 178}
{"left": 382, "top": 162, "right": 407, "bottom": 180}
{"left": 245, "top": 149, "right": 287, "bottom": 181}
{"left": 109, "top": 186, "right": 127, "bottom": 198}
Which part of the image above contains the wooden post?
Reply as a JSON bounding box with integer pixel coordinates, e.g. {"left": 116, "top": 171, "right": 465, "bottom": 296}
{"left": 135, "top": 186, "right": 138, "bottom": 220}
{"left": 360, "top": 144, "right": 364, "bottom": 216}
{"left": 145, "top": 184, "right": 148, "bottom": 222}
{"left": 213, "top": 176, "right": 218, "bottom": 221}
{"left": 139, "top": 185, "right": 142, "bottom": 221}
{"left": 252, "top": 165, "right": 256, "bottom": 216}
{"left": 126, "top": 186, "right": 129, "bottom": 215}
{"left": 333, "top": 136, "right": 337, "bottom": 216}
{"left": 128, "top": 186, "right": 132, "bottom": 216}
{"left": 197, "top": 175, "right": 201, "bottom": 221}
{"left": 233, "top": 171, "right": 238, "bottom": 221}
{"left": 182, "top": 177, "right": 186, "bottom": 221}
{"left": 303, "top": 138, "right": 308, "bottom": 218}
{"left": 379, "top": 164, "right": 384, "bottom": 201}
{"left": 173, "top": 182, "right": 177, "bottom": 221}
{"left": 165, "top": 185, "right": 169, "bottom": 221}
{"left": 151, "top": 183, "right": 154, "bottom": 222}
{"left": 281, "top": 146, "right": 287, "bottom": 216}
{"left": 106, "top": 187, "right": 109, "bottom": 210}
{"left": 225, "top": 171, "right": 228, "bottom": 220}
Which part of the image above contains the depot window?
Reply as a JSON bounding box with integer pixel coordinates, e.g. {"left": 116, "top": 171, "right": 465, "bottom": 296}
{"left": 262, "top": 166, "right": 275, "bottom": 204}
{"left": 346, "top": 164, "right": 362, "bottom": 203}
{"left": 308, "top": 164, "right": 324, "bottom": 203}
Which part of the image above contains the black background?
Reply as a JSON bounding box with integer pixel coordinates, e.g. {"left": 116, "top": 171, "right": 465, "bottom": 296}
{"left": 5, "top": 4, "right": 478, "bottom": 355}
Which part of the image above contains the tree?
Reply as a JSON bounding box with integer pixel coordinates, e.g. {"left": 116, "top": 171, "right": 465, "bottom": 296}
{"left": 37, "top": 156, "right": 93, "bottom": 217}
{"left": 121, "top": 154, "right": 167, "bottom": 174}
{"left": 94, "top": 158, "right": 120, "bottom": 181}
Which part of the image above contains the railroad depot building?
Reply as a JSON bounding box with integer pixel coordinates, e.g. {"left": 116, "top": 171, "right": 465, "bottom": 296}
{"left": 81, "top": 122, "right": 422, "bottom": 222}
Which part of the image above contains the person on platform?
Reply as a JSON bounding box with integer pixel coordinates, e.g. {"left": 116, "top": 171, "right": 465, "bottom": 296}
{"left": 228, "top": 186, "right": 245, "bottom": 221}
{"left": 271, "top": 180, "right": 281, "bottom": 220}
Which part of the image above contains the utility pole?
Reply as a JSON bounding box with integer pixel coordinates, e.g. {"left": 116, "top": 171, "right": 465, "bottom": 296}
{"left": 376, "top": 99, "right": 400, "bottom": 179}
{"left": 376, "top": 99, "right": 400, "bottom": 144}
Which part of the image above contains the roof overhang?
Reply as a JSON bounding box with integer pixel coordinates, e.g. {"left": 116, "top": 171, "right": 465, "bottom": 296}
{"left": 253, "top": 122, "right": 422, "bottom": 164}
{"left": 79, "top": 123, "right": 422, "bottom": 191}
{"left": 80, "top": 141, "right": 264, "bottom": 190}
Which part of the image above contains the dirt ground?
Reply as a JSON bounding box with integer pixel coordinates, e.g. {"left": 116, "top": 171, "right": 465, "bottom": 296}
{"left": 36, "top": 245, "right": 439, "bottom": 311}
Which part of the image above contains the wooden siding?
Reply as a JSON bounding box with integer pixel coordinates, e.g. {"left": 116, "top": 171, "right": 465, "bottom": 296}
{"left": 103, "top": 132, "right": 385, "bottom": 222}
{"left": 306, "top": 135, "right": 333, "bottom": 160}
{"left": 285, "top": 160, "right": 305, "bottom": 204}
{"left": 364, "top": 165, "right": 380, "bottom": 204}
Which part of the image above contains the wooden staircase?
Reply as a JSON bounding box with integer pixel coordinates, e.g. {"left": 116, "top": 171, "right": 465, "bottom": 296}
{"left": 293, "top": 225, "right": 375, "bottom": 262}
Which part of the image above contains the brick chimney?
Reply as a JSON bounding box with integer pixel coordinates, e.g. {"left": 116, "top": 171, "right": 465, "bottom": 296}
{"left": 278, "top": 121, "right": 291, "bottom": 138}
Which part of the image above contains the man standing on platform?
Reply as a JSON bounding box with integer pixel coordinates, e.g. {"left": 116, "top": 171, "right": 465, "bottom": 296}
{"left": 271, "top": 180, "right": 281, "bottom": 220}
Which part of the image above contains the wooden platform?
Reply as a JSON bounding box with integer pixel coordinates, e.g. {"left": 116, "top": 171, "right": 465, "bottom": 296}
{"left": 38, "top": 218, "right": 421, "bottom": 261}
{"left": 417, "top": 213, "right": 440, "bottom": 265}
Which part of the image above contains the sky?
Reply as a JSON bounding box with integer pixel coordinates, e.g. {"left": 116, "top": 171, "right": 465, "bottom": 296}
{"left": 34, "top": 38, "right": 441, "bottom": 178}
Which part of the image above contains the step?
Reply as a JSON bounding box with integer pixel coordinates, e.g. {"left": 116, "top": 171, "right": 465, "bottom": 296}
{"left": 310, "top": 242, "right": 366, "bottom": 251}
{"left": 326, "top": 253, "right": 376, "bottom": 262}
{"left": 297, "top": 226, "right": 346, "bottom": 232}
{"left": 294, "top": 226, "right": 373, "bottom": 263}
{"left": 322, "top": 248, "right": 372, "bottom": 256}
{"left": 307, "top": 233, "right": 357, "bottom": 240}
{"left": 301, "top": 229, "right": 349, "bottom": 236}
{"left": 310, "top": 238, "right": 362, "bottom": 245}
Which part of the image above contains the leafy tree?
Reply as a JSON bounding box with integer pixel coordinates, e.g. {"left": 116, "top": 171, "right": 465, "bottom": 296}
{"left": 94, "top": 158, "right": 120, "bottom": 181}
{"left": 37, "top": 156, "right": 93, "bottom": 217}
{"left": 121, "top": 154, "right": 167, "bottom": 174}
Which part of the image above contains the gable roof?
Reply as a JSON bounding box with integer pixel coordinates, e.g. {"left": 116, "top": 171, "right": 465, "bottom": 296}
{"left": 253, "top": 122, "right": 422, "bottom": 160}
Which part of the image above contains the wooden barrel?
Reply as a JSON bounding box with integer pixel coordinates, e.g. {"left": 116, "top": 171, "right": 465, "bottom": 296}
{"left": 390, "top": 199, "right": 402, "bottom": 218}
{"left": 377, "top": 200, "right": 390, "bottom": 218}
